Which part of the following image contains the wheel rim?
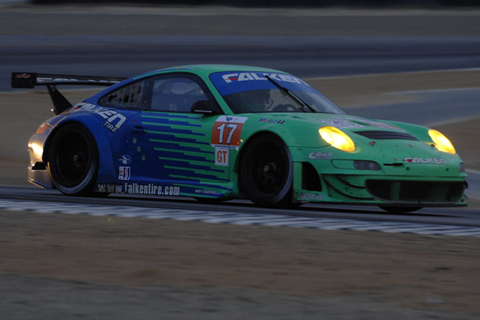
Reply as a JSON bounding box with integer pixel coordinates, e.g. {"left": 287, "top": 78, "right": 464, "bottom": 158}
{"left": 54, "top": 132, "right": 91, "bottom": 188}
{"left": 248, "top": 142, "right": 289, "bottom": 197}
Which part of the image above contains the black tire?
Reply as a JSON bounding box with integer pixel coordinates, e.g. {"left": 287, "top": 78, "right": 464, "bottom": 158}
{"left": 239, "top": 133, "right": 293, "bottom": 206}
{"left": 47, "top": 123, "right": 99, "bottom": 196}
{"left": 379, "top": 206, "right": 423, "bottom": 214}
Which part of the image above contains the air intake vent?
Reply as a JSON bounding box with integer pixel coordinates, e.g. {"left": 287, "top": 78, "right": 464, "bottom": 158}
{"left": 355, "top": 130, "right": 418, "bottom": 141}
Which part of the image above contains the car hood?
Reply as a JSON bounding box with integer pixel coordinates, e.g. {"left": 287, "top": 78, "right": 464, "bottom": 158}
{"left": 243, "top": 112, "right": 449, "bottom": 153}
{"left": 273, "top": 113, "right": 406, "bottom": 131}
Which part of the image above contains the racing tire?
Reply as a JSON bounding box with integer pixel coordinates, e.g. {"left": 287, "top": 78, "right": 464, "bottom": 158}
{"left": 47, "top": 123, "right": 99, "bottom": 196}
{"left": 239, "top": 133, "right": 293, "bottom": 207}
{"left": 379, "top": 206, "right": 423, "bottom": 214}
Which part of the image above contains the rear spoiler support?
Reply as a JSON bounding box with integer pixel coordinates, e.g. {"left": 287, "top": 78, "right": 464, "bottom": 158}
{"left": 11, "top": 72, "right": 126, "bottom": 115}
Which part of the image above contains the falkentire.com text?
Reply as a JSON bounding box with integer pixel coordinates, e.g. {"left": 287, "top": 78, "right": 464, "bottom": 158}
{"left": 97, "top": 183, "right": 180, "bottom": 196}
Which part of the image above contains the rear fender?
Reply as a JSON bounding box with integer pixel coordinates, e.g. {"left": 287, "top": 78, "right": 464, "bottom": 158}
{"left": 43, "top": 115, "right": 117, "bottom": 184}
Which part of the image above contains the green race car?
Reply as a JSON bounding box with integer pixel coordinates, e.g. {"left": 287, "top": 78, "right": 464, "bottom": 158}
{"left": 17, "top": 65, "right": 467, "bottom": 213}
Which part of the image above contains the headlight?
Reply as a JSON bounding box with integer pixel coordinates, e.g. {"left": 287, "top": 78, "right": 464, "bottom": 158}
{"left": 319, "top": 126, "right": 355, "bottom": 153}
{"left": 428, "top": 129, "right": 456, "bottom": 154}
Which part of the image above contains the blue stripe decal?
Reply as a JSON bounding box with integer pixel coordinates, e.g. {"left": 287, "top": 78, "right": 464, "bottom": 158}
{"left": 161, "top": 159, "right": 224, "bottom": 173}
{"left": 141, "top": 118, "right": 201, "bottom": 127}
{"left": 154, "top": 179, "right": 231, "bottom": 190}
{"left": 153, "top": 143, "right": 213, "bottom": 154}
{"left": 142, "top": 113, "right": 202, "bottom": 120}
{"left": 148, "top": 134, "right": 210, "bottom": 145}
{"left": 157, "top": 151, "right": 212, "bottom": 162}
{"left": 141, "top": 124, "right": 205, "bottom": 136}
{"left": 168, "top": 169, "right": 229, "bottom": 182}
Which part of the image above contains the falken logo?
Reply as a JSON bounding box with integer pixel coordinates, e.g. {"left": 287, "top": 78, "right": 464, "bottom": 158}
{"left": 222, "top": 72, "right": 309, "bottom": 86}
{"left": 404, "top": 157, "right": 447, "bottom": 164}
{"left": 73, "top": 102, "right": 127, "bottom": 133}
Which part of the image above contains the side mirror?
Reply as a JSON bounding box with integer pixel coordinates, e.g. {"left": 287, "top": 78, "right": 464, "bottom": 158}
{"left": 191, "top": 100, "right": 221, "bottom": 115}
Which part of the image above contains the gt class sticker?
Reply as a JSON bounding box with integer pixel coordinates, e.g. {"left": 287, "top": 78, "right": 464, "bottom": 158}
{"left": 211, "top": 116, "right": 248, "bottom": 148}
{"left": 215, "top": 148, "right": 229, "bottom": 166}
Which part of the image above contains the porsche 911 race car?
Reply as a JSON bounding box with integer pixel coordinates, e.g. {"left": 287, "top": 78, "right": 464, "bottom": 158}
{"left": 12, "top": 65, "right": 467, "bottom": 213}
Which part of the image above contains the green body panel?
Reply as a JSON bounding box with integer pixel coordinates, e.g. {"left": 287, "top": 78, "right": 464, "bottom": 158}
{"left": 124, "top": 65, "right": 467, "bottom": 206}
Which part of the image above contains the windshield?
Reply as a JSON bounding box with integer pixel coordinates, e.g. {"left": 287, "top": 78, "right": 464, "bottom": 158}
{"left": 210, "top": 71, "right": 346, "bottom": 114}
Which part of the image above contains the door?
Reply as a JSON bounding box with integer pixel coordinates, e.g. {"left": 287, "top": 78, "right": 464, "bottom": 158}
{"left": 134, "top": 73, "right": 233, "bottom": 198}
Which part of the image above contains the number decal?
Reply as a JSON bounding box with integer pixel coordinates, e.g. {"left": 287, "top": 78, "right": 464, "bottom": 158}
{"left": 211, "top": 116, "right": 247, "bottom": 148}
{"left": 216, "top": 123, "right": 226, "bottom": 144}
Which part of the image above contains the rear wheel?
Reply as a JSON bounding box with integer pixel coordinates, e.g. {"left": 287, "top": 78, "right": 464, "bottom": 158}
{"left": 379, "top": 206, "right": 423, "bottom": 214}
{"left": 239, "top": 134, "right": 293, "bottom": 207}
{"left": 47, "top": 123, "right": 99, "bottom": 196}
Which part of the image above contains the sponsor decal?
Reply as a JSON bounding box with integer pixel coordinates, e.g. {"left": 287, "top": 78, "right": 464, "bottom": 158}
{"left": 298, "top": 193, "right": 324, "bottom": 201}
{"left": 403, "top": 157, "right": 447, "bottom": 164}
{"left": 318, "top": 119, "right": 364, "bottom": 129}
{"left": 117, "top": 155, "right": 132, "bottom": 165}
{"left": 97, "top": 183, "right": 180, "bottom": 196}
{"left": 215, "top": 148, "right": 229, "bottom": 167}
{"left": 194, "top": 189, "right": 221, "bottom": 195}
{"left": 15, "top": 73, "right": 32, "bottom": 79}
{"left": 222, "top": 72, "right": 309, "bottom": 86}
{"left": 73, "top": 102, "right": 127, "bottom": 133}
{"left": 308, "top": 151, "right": 333, "bottom": 160}
{"left": 211, "top": 115, "right": 248, "bottom": 148}
{"left": 118, "top": 166, "right": 131, "bottom": 181}
{"left": 258, "top": 118, "right": 285, "bottom": 124}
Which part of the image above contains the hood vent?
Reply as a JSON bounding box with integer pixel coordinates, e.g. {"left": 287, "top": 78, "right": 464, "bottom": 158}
{"left": 354, "top": 130, "right": 418, "bottom": 141}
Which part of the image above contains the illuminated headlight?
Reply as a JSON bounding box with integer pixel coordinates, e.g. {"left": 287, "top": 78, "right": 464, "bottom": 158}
{"left": 428, "top": 129, "right": 456, "bottom": 154}
{"left": 354, "top": 160, "right": 380, "bottom": 170}
{"left": 319, "top": 126, "right": 355, "bottom": 153}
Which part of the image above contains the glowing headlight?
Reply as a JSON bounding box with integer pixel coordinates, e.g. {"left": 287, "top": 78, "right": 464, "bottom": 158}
{"left": 428, "top": 129, "right": 456, "bottom": 154}
{"left": 319, "top": 126, "right": 355, "bottom": 153}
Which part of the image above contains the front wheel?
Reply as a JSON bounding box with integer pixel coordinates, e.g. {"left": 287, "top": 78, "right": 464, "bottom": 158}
{"left": 47, "top": 123, "right": 99, "bottom": 196}
{"left": 239, "top": 133, "right": 293, "bottom": 207}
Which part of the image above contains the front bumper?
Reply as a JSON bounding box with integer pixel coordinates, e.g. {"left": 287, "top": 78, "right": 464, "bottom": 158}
{"left": 291, "top": 146, "right": 468, "bottom": 207}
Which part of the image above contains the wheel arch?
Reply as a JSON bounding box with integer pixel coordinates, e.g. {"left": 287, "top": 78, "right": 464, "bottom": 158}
{"left": 234, "top": 130, "right": 287, "bottom": 174}
{"left": 43, "top": 117, "right": 117, "bottom": 185}
{"left": 235, "top": 130, "right": 294, "bottom": 205}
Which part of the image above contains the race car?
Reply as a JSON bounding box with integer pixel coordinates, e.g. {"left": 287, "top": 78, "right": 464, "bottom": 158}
{"left": 12, "top": 65, "right": 467, "bottom": 213}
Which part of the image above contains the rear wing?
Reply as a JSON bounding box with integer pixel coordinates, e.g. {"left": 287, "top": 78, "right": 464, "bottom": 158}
{"left": 11, "top": 72, "right": 126, "bottom": 114}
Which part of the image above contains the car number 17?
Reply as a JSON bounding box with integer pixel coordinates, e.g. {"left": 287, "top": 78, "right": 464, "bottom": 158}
{"left": 211, "top": 116, "right": 248, "bottom": 148}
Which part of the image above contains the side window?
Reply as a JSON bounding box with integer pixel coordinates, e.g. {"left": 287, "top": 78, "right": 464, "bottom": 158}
{"left": 99, "top": 80, "right": 146, "bottom": 109}
{"left": 151, "top": 77, "right": 208, "bottom": 113}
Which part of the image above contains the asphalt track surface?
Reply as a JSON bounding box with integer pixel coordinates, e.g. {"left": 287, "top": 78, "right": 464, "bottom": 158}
{"left": 0, "top": 185, "right": 479, "bottom": 230}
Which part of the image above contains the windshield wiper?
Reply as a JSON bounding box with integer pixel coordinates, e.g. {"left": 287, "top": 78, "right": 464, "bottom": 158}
{"left": 265, "top": 75, "right": 316, "bottom": 113}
